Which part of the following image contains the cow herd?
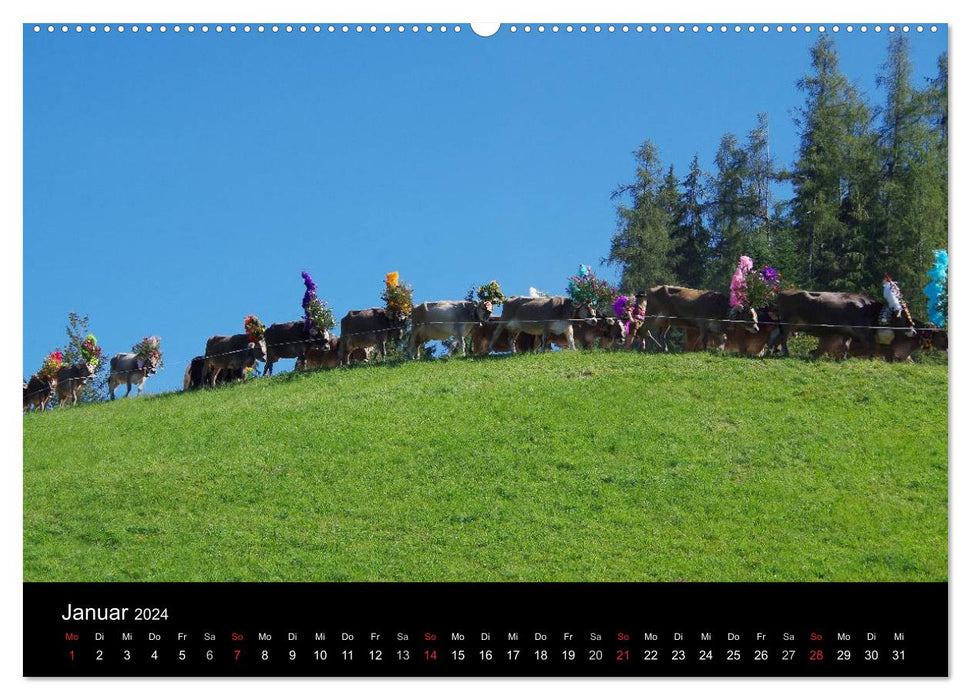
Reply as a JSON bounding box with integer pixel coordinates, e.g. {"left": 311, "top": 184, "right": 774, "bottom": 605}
{"left": 25, "top": 282, "right": 948, "bottom": 412}
{"left": 187, "top": 284, "right": 946, "bottom": 388}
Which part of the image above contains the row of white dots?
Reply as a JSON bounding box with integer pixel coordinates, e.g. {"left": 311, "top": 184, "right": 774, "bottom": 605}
{"left": 32, "top": 24, "right": 939, "bottom": 35}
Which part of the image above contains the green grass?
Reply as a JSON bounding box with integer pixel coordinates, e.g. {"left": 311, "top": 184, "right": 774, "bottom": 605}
{"left": 23, "top": 351, "right": 947, "bottom": 582}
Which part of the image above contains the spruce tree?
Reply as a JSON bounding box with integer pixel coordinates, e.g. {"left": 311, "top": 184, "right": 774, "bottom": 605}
{"left": 607, "top": 141, "right": 675, "bottom": 292}
{"left": 670, "top": 154, "right": 710, "bottom": 288}
{"left": 875, "top": 36, "right": 947, "bottom": 301}
{"left": 791, "top": 35, "right": 875, "bottom": 292}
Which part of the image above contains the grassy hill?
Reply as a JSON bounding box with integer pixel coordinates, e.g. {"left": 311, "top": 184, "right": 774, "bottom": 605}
{"left": 23, "top": 351, "right": 947, "bottom": 582}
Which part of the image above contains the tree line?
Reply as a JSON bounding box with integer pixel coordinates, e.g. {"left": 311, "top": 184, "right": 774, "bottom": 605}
{"left": 607, "top": 35, "right": 948, "bottom": 307}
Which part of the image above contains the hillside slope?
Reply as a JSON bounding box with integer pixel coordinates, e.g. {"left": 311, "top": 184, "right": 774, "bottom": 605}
{"left": 23, "top": 352, "right": 948, "bottom": 582}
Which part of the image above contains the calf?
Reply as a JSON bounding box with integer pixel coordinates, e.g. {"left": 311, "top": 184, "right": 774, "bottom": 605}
{"left": 723, "top": 309, "right": 780, "bottom": 357}
{"left": 297, "top": 341, "right": 370, "bottom": 370}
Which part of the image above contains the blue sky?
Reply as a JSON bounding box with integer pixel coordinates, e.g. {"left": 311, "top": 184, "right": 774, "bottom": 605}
{"left": 23, "top": 25, "right": 947, "bottom": 392}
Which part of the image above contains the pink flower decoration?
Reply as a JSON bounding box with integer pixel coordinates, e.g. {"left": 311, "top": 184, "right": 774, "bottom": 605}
{"left": 730, "top": 255, "right": 753, "bottom": 308}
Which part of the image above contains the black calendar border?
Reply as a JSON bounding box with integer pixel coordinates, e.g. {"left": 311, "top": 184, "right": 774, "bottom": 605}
{"left": 24, "top": 581, "right": 948, "bottom": 677}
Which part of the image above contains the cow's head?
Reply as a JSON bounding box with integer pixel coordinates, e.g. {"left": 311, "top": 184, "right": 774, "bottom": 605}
{"left": 730, "top": 306, "right": 759, "bottom": 334}
{"left": 387, "top": 325, "right": 405, "bottom": 343}
{"left": 920, "top": 327, "right": 948, "bottom": 352}
{"left": 83, "top": 362, "right": 97, "bottom": 379}
{"left": 571, "top": 300, "right": 598, "bottom": 326}
{"left": 250, "top": 338, "right": 268, "bottom": 362}
{"left": 142, "top": 354, "right": 161, "bottom": 375}
{"left": 475, "top": 300, "right": 494, "bottom": 322}
{"left": 309, "top": 329, "right": 335, "bottom": 352}
{"left": 384, "top": 307, "right": 410, "bottom": 325}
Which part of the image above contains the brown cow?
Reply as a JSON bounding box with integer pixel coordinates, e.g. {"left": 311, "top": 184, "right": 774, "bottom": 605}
{"left": 55, "top": 362, "right": 96, "bottom": 406}
{"left": 201, "top": 335, "right": 267, "bottom": 387}
{"left": 337, "top": 308, "right": 407, "bottom": 365}
{"left": 488, "top": 295, "right": 596, "bottom": 353}
{"left": 469, "top": 320, "right": 534, "bottom": 355}
{"left": 813, "top": 324, "right": 948, "bottom": 362}
{"left": 263, "top": 321, "right": 335, "bottom": 375}
{"left": 24, "top": 374, "right": 56, "bottom": 412}
{"left": 776, "top": 289, "right": 914, "bottom": 359}
{"left": 723, "top": 309, "right": 780, "bottom": 357}
{"left": 643, "top": 285, "right": 758, "bottom": 351}
{"left": 297, "top": 341, "right": 370, "bottom": 370}
{"left": 409, "top": 300, "right": 493, "bottom": 358}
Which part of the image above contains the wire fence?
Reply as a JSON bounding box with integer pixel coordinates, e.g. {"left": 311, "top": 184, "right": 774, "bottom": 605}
{"left": 23, "top": 312, "right": 945, "bottom": 405}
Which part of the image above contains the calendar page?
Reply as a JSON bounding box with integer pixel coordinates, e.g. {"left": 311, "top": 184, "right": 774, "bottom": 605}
{"left": 22, "top": 19, "right": 948, "bottom": 678}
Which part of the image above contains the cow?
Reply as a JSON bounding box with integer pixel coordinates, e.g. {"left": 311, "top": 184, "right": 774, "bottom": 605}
{"left": 488, "top": 295, "right": 596, "bottom": 353}
{"left": 775, "top": 289, "right": 916, "bottom": 359}
{"left": 201, "top": 334, "right": 267, "bottom": 387}
{"left": 813, "top": 324, "right": 948, "bottom": 362}
{"left": 408, "top": 300, "right": 493, "bottom": 358}
{"left": 470, "top": 320, "right": 533, "bottom": 355}
{"left": 262, "top": 321, "right": 335, "bottom": 376}
{"left": 24, "top": 374, "right": 56, "bottom": 412}
{"left": 183, "top": 356, "right": 245, "bottom": 390}
{"left": 296, "top": 341, "right": 370, "bottom": 370}
{"left": 683, "top": 327, "right": 727, "bottom": 352}
{"left": 55, "top": 362, "right": 96, "bottom": 407}
{"left": 722, "top": 309, "right": 781, "bottom": 357}
{"left": 109, "top": 352, "right": 161, "bottom": 400}
{"left": 542, "top": 318, "right": 627, "bottom": 351}
{"left": 337, "top": 308, "right": 407, "bottom": 365}
{"left": 643, "top": 285, "right": 759, "bottom": 351}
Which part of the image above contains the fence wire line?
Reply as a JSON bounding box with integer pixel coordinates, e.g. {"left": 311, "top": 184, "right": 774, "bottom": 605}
{"left": 23, "top": 313, "right": 945, "bottom": 403}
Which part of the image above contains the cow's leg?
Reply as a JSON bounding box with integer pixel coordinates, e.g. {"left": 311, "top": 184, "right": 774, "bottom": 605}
{"left": 659, "top": 325, "right": 671, "bottom": 352}
{"left": 108, "top": 377, "right": 116, "bottom": 400}
{"left": 862, "top": 335, "right": 876, "bottom": 360}
{"left": 135, "top": 375, "right": 147, "bottom": 395}
{"left": 778, "top": 325, "right": 791, "bottom": 357}
{"left": 563, "top": 325, "right": 576, "bottom": 351}
{"left": 380, "top": 340, "right": 388, "bottom": 360}
{"left": 700, "top": 328, "right": 710, "bottom": 351}
{"left": 125, "top": 378, "right": 133, "bottom": 397}
{"left": 489, "top": 323, "right": 507, "bottom": 354}
{"left": 263, "top": 360, "right": 273, "bottom": 376}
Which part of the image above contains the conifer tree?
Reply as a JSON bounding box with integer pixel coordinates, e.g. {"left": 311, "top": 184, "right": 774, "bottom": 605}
{"left": 669, "top": 154, "right": 710, "bottom": 288}
{"left": 607, "top": 141, "right": 675, "bottom": 292}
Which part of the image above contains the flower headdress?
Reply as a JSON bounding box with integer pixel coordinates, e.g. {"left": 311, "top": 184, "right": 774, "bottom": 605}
{"left": 923, "top": 250, "right": 947, "bottom": 328}
{"left": 566, "top": 264, "right": 616, "bottom": 311}
{"left": 475, "top": 280, "right": 505, "bottom": 306}
{"left": 132, "top": 336, "right": 163, "bottom": 370}
{"left": 38, "top": 350, "right": 63, "bottom": 383}
{"left": 730, "top": 256, "right": 781, "bottom": 310}
{"left": 79, "top": 334, "right": 103, "bottom": 367}
{"left": 301, "top": 271, "right": 336, "bottom": 335}
{"left": 244, "top": 315, "right": 266, "bottom": 342}
{"left": 381, "top": 271, "right": 414, "bottom": 317}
